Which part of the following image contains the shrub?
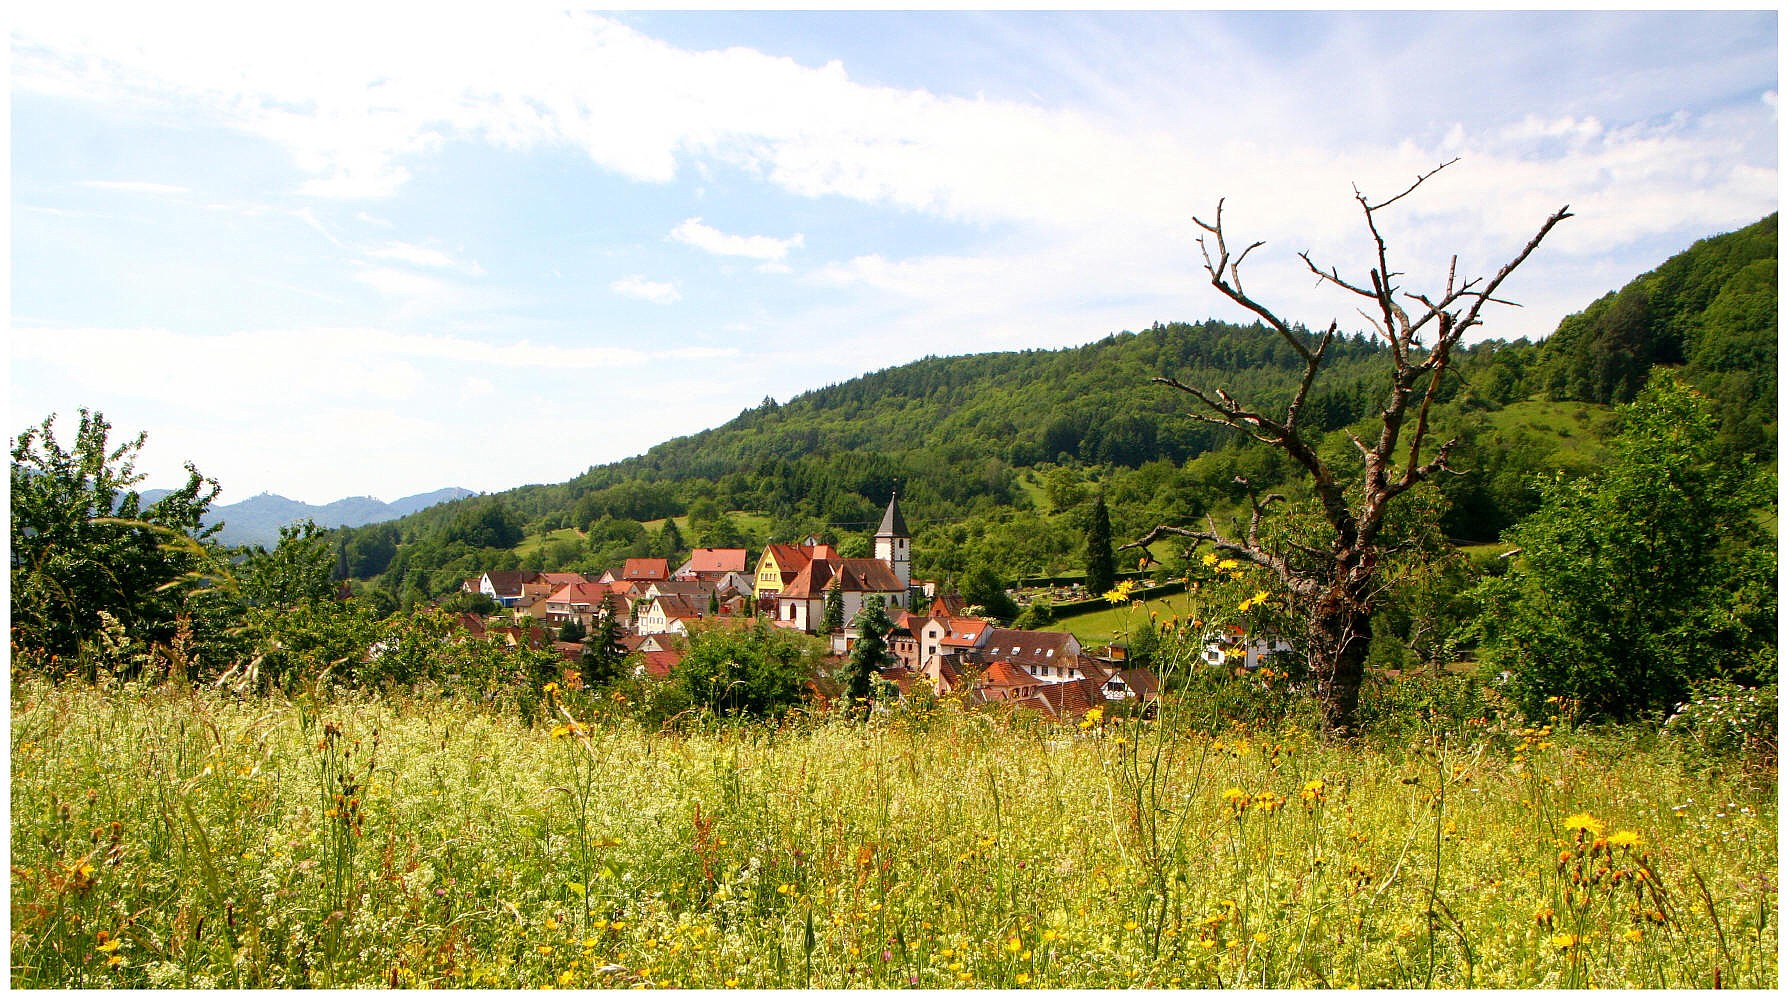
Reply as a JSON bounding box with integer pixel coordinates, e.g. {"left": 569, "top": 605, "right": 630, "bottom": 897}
{"left": 1661, "top": 680, "right": 1778, "bottom": 773}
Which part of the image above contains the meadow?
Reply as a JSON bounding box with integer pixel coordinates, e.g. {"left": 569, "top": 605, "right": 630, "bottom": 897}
{"left": 10, "top": 677, "right": 1775, "bottom": 989}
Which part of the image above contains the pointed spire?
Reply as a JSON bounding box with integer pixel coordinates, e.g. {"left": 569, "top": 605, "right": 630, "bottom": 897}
{"left": 876, "top": 490, "right": 909, "bottom": 538}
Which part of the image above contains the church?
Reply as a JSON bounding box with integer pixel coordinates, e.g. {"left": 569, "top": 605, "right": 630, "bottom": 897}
{"left": 756, "top": 493, "right": 913, "bottom": 634}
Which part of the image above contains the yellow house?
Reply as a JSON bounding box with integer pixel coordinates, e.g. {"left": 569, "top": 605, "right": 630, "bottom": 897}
{"left": 753, "top": 538, "right": 833, "bottom": 602}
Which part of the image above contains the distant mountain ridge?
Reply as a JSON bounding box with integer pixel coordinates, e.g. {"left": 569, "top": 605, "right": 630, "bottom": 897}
{"left": 139, "top": 487, "right": 475, "bottom": 548}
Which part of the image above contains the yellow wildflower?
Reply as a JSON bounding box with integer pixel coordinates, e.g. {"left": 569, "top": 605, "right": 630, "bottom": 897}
{"left": 1551, "top": 933, "right": 1580, "bottom": 949}
{"left": 1608, "top": 830, "right": 1642, "bottom": 849}
{"left": 1563, "top": 812, "right": 1605, "bottom": 838}
{"left": 1102, "top": 580, "right": 1137, "bottom": 604}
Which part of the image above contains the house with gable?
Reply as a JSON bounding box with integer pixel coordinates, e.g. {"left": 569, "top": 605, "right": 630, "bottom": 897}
{"left": 893, "top": 601, "right": 995, "bottom": 670}
{"left": 967, "top": 627, "right": 1086, "bottom": 682}
{"left": 753, "top": 539, "right": 835, "bottom": 603}
{"left": 675, "top": 548, "right": 749, "bottom": 583}
{"left": 478, "top": 570, "right": 537, "bottom": 608}
{"left": 620, "top": 558, "right": 670, "bottom": 583}
{"left": 636, "top": 593, "right": 706, "bottom": 636}
{"left": 543, "top": 581, "right": 629, "bottom": 629}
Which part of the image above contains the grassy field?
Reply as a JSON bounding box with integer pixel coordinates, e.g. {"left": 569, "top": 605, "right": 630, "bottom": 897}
{"left": 11, "top": 678, "right": 1774, "bottom": 989}
{"left": 1055, "top": 589, "right": 1204, "bottom": 647}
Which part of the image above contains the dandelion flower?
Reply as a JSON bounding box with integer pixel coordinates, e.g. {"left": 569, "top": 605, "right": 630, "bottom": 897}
{"left": 1562, "top": 812, "right": 1605, "bottom": 838}
{"left": 1551, "top": 933, "right": 1580, "bottom": 949}
{"left": 1608, "top": 830, "right": 1642, "bottom": 849}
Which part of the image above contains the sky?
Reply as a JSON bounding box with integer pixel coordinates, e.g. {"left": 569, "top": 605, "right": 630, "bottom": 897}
{"left": 10, "top": 9, "right": 1779, "bottom": 506}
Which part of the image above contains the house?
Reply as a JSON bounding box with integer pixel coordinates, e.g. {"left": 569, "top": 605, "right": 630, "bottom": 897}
{"left": 967, "top": 628, "right": 1085, "bottom": 682}
{"left": 894, "top": 611, "right": 994, "bottom": 669}
{"left": 753, "top": 539, "right": 835, "bottom": 602}
{"left": 674, "top": 548, "right": 749, "bottom": 582}
{"left": 1203, "top": 626, "right": 1295, "bottom": 670}
{"left": 620, "top": 558, "right": 670, "bottom": 583}
{"left": 543, "top": 581, "right": 628, "bottom": 628}
{"left": 641, "top": 579, "right": 719, "bottom": 607}
{"left": 479, "top": 570, "right": 539, "bottom": 608}
{"left": 636, "top": 594, "right": 706, "bottom": 636}
{"left": 773, "top": 557, "right": 908, "bottom": 633}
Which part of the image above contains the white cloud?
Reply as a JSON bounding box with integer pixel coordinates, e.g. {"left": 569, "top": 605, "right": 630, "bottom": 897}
{"left": 610, "top": 275, "right": 682, "bottom": 304}
{"left": 670, "top": 217, "right": 804, "bottom": 262}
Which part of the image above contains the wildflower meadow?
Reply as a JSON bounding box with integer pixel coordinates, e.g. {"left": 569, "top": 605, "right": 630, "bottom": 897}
{"left": 10, "top": 675, "right": 1775, "bottom": 989}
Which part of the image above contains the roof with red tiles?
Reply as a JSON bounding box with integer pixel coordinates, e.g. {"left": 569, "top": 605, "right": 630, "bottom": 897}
{"left": 681, "top": 548, "right": 748, "bottom": 574}
{"left": 621, "top": 558, "right": 670, "bottom": 581}
{"left": 780, "top": 557, "right": 905, "bottom": 600}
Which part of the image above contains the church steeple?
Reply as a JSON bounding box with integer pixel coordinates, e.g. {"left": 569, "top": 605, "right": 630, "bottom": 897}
{"left": 874, "top": 491, "right": 912, "bottom": 595}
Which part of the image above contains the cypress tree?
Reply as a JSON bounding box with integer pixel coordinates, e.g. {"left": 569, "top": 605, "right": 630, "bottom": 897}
{"left": 842, "top": 596, "right": 892, "bottom": 716}
{"left": 1085, "top": 491, "right": 1117, "bottom": 597}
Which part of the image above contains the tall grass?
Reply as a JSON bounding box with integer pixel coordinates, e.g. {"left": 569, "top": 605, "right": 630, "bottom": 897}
{"left": 10, "top": 677, "right": 1775, "bottom": 988}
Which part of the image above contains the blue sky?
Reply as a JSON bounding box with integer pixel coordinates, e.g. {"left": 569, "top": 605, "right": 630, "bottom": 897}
{"left": 10, "top": 9, "right": 1778, "bottom": 505}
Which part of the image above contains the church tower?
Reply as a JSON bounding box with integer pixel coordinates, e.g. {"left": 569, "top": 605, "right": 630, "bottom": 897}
{"left": 874, "top": 491, "right": 912, "bottom": 594}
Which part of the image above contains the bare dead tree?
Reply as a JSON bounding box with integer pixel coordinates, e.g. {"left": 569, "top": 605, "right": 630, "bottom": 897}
{"left": 1126, "top": 162, "right": 1571, "bottom": 738}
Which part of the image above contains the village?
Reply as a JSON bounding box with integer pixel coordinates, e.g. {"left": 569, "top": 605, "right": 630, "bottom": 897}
{"left": 443, "top": 494, "right": 1274, "bottom": 720}
{"left": 448, "top": 494, "right": 1304, "bottom": 719}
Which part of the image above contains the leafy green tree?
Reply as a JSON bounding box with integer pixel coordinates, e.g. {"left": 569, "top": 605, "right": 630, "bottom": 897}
{"left": 959, "top": 564, "right": 1020, "bottom": 624}
{"left": 1084, "top": 491, "right": 1117, "bottom": 597}
{"left": 558, "top": 617, "right": 586, "bottom": 643}
{"left": 820, "top": 582, "right": 845, "bottom": 633}
{"left": 446, "top": 497, "right": 524, "bottom": 550}
{"left": 1473, "top": 377, "right": 1776, "bottom": 720}
{"left": 240, "top": 520, "right": 338, "bottom": 609}
{"left": 10, "top": 409, "right": 225, "bottom": 667}
{"left": 670, "top": 622, "right": 823, "bottom": 719}
{"left": 840, "top": 595, "right": 893, "bottom": 715}
{"left": 340, "top": 523, "right": 398, "bottom": 578}
{"left": 655, "top": 518, "right": 685, "bottom": 562}
{"left": 1012, "top": 598, "right": 1057, "bottom": 630}
{"left": 580, "top": 609, "right": 630, "bottom": 691}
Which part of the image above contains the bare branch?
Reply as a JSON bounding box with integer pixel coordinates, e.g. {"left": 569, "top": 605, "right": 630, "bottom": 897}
{"left": 1364, "top": 157, "right": 1460, "bottom": 213}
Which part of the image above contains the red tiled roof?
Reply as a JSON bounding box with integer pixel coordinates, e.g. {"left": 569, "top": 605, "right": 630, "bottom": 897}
{"left": 622, "top": 558, "right": 670, "bottom": 581}
{"left": 683, "top": 548, "right": 748, "bottom": 574}
{"left": 980, "top": 660, "right": 1037, "bottom": 691}
{"left": 548, "top": 581, "right": 616, "bottom": 608}
{"left": 781, "top": 557, "right": 905, "bottom": 599}
{"left": 639, "top": 649, "right": 680, "bottom": 680}
{"left": 1034, "top": 678, "right": 1103, "bottom": 720}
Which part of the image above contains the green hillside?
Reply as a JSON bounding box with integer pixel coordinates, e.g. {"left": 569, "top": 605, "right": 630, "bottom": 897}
{"left": 338, "top": 213, "right": 1775, "bottom": 619}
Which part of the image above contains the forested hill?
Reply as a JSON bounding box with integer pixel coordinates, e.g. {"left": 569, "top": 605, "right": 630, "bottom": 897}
{"left": 1537, "top": 213, "right": 1776, "bottom": 457}
{"left": 341, "top": 212, "right": 1775, "bottom": 602}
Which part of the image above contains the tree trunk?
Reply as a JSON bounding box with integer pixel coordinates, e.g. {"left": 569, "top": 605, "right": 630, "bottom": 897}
{"left": 1307, "top": 593, "right": 1373, "bottom": 739}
